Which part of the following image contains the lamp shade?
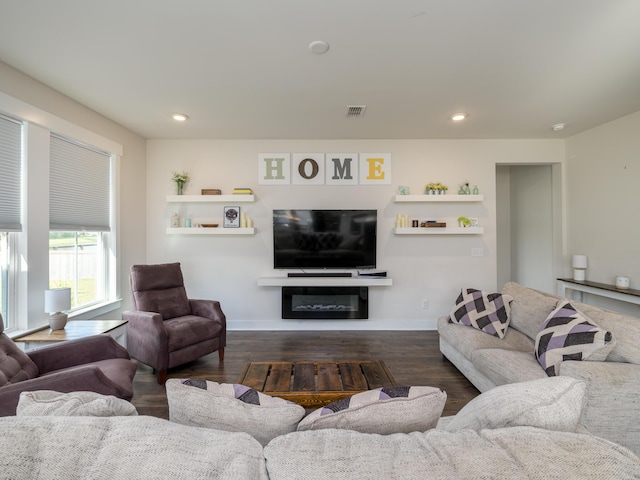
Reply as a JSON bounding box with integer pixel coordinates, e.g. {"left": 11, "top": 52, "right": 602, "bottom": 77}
{"left": 572, "top": 255, "right": 588, "bottom": 269}
{"left": 44, "top": 288, "right": 71, "bottom": 313}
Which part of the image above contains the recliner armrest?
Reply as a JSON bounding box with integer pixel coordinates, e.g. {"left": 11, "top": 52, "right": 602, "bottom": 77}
{"left": 0, "top": 364, "right": 128, "bottom": 416}
{"left": 189, "top": 299, "right": 226, "bottom": 326}
{"left": 28, "top": 334, "right": 130, "bottom": 374}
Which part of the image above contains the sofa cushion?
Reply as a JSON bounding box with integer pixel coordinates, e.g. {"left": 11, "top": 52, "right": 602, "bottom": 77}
{"left": 135, "top": 287, "right": 191, "bottom": 320}
{"left": 535, "top": 300, "right": 615, "bottom": 376}
{"left": 0, "top": 415, "right": 268, "bottom": 480}
{"left": 264, "top": 426, "right": 640, "bottom": 480}
{"left": 442, "top": 377, "right": 586, "bottom": 432}
{"left": 164, "top": 315, "right": 224, "bottom": 351}
{"left": 449, "top": 288, "right": 513, "bottom": 338}
{"left": 166, "top": 379, "right": 305, "bottom": 446}
{"left": 472, "top": 348, "right": 547, "bottom": 386}
{"left": 502, "top": 282, "right": 559, "bottom": 340}
{"left": 16, "top": 390, "right": 138, "bottom": 417}
{"left": 297, "top": 386, "right": 446, "bottom": 434}
{"left": 438, "top": 316, "right": 534, "bottom": 363}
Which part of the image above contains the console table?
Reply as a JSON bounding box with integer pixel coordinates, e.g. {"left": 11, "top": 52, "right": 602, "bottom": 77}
{"left": 557, "top": 278, "right": 640, "bottom": 307}
{"left": 14, "top": 320, "right": 128, "bottom": 349}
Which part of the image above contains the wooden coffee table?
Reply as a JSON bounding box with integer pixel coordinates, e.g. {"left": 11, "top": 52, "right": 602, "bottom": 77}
{"left": 237, "top": 360, "right": 397, "bottom": 408}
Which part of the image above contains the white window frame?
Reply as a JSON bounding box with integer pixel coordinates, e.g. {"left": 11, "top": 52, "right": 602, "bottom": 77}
{"left": 0, "top": 92, "right": 123, "bottom": 334}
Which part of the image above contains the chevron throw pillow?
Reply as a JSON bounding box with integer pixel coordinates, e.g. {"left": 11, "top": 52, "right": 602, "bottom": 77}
{"left": 535, "top": 300, "right": 615, "bottom": 376}
{"left": 449, "top": 288, "right": 514, "bottom": 338}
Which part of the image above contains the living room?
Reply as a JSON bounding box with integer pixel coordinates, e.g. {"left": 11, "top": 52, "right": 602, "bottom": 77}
{"left": 0, "top": 2, "right": 639, "bottom": 477}
{"left": 0, "top": 3, "right": 638, "bottom": 333}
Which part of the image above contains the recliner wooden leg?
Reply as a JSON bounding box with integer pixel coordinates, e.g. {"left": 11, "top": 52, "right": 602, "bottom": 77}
{"left": 157, "top": 369, "right": 167, "bottom": 385}
{"left": 218, "top": 347, "right": 224, "bottom": 362}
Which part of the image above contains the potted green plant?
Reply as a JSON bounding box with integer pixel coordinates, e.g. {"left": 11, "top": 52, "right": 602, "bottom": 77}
{"left": 172, "top": 171, "right": 190, "bottom": 195}
{"left": 457, "top": 216, "right": 471, "bottom": 227}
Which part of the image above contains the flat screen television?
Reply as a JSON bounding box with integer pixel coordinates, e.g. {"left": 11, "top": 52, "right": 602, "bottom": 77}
{"left": 273, "top": 209, "right": 377, "bottom": 269}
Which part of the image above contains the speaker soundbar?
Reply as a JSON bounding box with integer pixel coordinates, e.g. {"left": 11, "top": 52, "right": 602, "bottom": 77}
{"left": 287, "top": 272, "right": 353, "bottom": 278}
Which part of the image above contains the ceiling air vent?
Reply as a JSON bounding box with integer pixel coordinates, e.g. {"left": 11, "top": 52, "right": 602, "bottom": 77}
{"left": 346, "top": 105, "right": 366, "bottom": 118}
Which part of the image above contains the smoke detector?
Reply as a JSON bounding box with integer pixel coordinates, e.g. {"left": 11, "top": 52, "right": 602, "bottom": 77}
{"left": 346, "top": 105, "right": 366, "bottom": 118}
{"left": 309, "top": 41, "right": 330, "bottom": 54}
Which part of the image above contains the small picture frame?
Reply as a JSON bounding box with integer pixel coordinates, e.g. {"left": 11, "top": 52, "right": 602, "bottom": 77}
{"left": 223, "top": 206, "right": 240, "bottom": 228}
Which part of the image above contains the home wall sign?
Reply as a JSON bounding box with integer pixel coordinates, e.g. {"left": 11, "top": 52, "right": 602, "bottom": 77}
{"left": 258, "top": 153, "right": 391, "bottom": 185}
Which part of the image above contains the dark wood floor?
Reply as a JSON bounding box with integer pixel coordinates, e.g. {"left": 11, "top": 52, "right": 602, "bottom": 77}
{"left": 131, "top": 330, "right": 480, "bottom": 419}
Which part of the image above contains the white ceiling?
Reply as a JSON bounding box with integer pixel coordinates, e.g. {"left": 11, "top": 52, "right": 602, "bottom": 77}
{"left": 1, "top": 0, "right": 639, "bottom": 140}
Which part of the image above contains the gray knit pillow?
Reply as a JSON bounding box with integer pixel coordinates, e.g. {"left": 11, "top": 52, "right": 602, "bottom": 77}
{"left": 166, "top": 379, "right": 305, "bottom": 446}
{"left": 17, "top": 391, "right": 138, "bottom": 417}
{"left": 297, "top": 386, "right": 446, "bottom": 434}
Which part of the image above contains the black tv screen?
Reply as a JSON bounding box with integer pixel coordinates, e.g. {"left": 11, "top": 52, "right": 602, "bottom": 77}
{"left": 273, "top": 209, "right": 377, "bottom": 269}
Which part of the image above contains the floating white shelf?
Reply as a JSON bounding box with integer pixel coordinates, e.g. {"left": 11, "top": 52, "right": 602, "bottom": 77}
{"left": 257, "top": 276, "right": 393, "bottom": 287}
{"left": 167, "top": 227, "right": 255, "bottom": 235}
{"left": 394, "top": 227, "right": 484, "bottom": 235}
{"left": 166, "top": 194, "right": 255, "bottom": 203}
{"left": 393, "top": 194, "right": 484, "bottom": 203}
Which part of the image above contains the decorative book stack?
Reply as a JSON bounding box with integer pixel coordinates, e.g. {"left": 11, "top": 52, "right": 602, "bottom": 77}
{"left": 233, "top": 187, "right": 253, "bottom": 195}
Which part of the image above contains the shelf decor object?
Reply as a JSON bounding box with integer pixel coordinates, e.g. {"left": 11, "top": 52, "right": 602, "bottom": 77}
{"left": 171, "top": 171, "right": 190, "bottom": 195}
{"left": 223, "top": 206, "right": 240, "bottom": 228}
{"left": 572, "top": 254, "right": 588, "bottom": 281}
{"left": 425, "top": 182, "right": 448, "bottom": 195}
{"left": 44, "top": 287, "right": 71, "bottom": 330}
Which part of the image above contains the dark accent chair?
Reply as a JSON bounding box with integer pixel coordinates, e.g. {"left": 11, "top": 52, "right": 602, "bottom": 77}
{"left": 0, "top": 314, "right": 137, "bottom": 416}
{"left": 123, "top": 263, "right": 226, "bottom": 384}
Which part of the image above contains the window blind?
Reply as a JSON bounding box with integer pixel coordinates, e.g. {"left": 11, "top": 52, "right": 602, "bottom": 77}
{"left": 50, "top": 134, "right": 111, "bottom": 231}
{"left": 0, "top": 114, "right": 22, "bottom": 232}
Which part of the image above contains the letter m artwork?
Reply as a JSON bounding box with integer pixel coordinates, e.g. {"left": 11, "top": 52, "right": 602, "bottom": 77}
{"left": 326, "top": 153, "right": 358, "bottom": 185}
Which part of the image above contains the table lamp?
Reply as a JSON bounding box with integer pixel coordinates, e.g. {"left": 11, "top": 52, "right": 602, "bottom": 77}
{"left": 572, "top": 255, "right": 588, "bottom": 281}
{"left": 44, "top": 288, "right": 71, "bottom": 330}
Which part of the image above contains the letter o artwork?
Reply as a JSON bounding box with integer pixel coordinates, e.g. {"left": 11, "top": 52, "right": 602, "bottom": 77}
{"left": 298, "top": 158, "right": 319, "bottom": 179}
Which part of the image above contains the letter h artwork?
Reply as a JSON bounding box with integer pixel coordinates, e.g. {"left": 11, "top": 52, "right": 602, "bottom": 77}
{"left": 258, "top": 153, "right": 391, "bottom": 185}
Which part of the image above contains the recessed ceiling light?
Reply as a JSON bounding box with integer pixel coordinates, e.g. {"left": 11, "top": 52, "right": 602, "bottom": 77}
{"left": 552, "top": 123, "right": 566, "bottom": 131}
{"left": 309, "top": 40, "right": 330, "bottom": 54}
{"left": 172, "top": 113, "right": 189, "bottom": 122}
{"left": 450, "top": 113, "right": 467, "bottom": 122}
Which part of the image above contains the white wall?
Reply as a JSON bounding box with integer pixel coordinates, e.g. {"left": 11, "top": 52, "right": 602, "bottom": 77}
{"left": 0, "top": 61, "right": 147, "bottom": 323}
{"left": 147, "top": 139, "right": 564, "bottom": 330}
{"left": 565, "top": 111, "right": 640, "bottom": 316}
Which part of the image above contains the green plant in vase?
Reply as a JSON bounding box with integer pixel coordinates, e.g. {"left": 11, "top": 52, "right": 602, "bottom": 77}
{"left": 457, "top": 216, "right": 472, "bottom": 227}
{"left": 172, "top": 171, "right": 190, "bottom": 195}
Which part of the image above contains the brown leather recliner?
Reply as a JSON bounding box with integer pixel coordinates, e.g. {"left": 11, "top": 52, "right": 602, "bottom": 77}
{"left": 0, "top": 314, "right": 137, "bottom": 416}
{"left": 123, "top": 262, "right": 226, "bottom": 384}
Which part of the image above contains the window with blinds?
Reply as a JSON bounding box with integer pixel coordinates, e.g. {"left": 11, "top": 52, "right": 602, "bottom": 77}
{"left": 49, "top": 134, "right": 112, "bottom": 310}
{"left": 0, "top": 114, "right": 22, "bottom": 232}
{"left": 49, "top": 134, "right": 111, "bottom": 231}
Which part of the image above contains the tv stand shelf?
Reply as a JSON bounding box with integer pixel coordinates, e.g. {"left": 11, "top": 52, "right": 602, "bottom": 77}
{"left": 257, "top": 276, "right": 392, "bottom": 287}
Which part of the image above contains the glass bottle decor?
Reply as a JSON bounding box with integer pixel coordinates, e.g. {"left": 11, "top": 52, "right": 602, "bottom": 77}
{"left": 472, "top": 185, "right": 479, "bottom": 195}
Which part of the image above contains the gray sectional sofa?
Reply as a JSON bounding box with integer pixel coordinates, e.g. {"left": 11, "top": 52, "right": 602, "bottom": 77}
{"left": 2, "top": 377, "right": 640, "bottom": 479}
{"left": 438, "top": 281, "right": 640, "bottom": 456}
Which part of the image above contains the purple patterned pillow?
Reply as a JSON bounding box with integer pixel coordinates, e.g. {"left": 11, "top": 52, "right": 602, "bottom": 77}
{"left": 180, "top": 379, "right": 285, "bottom": 406}
{"left": 449, "top": 288, "right": 513, "bottom": 338}
{"left": 535, "top": 301, "right": 615, "bottom": 376}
